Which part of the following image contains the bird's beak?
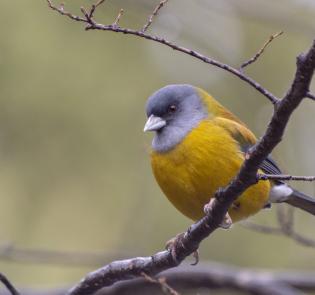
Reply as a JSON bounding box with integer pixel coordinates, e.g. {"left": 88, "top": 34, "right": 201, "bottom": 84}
{"left": 144, "top": 115, "right": 166, "bottom": 132}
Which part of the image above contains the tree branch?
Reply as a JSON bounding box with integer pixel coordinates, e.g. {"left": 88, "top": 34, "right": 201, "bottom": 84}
{"left": 0, "top": 242, "right": 132, "bottom": 267}
{"left": 242, "top": 205, "right": 315, "bottom": 248}
{"left": 0, "top": 273, "right": 20, "bottom": 295}
{"left": 45, "top": 2, "right": 315, "bottom": 294}
{"left": 141, "top": 0, "right": 169, "bottom": 33}
{"left": 258, "top": 173, "right": 315, "bottom": 182}
{"left": 112, "top": 9, "right": 124, "bottom": 28}
{"left": 94, "top": 264, "right": 308, "bottom": 295}
{"left": 140, "top": 272, "right": 179, "bottom": 295}
{"left": 46, "top": 0, "right": 279, "bottom": 104}
{"left": 241, "top": 220, "right": 283, "bottom": 234}
{"left": 5, "top": 264, "right": 315, "bottom": 295}
{"left": 240, "top": 31, "right": 283, "bottom": 71}
{"left": 65, "top": 39, "right": 315, "bottom": 295}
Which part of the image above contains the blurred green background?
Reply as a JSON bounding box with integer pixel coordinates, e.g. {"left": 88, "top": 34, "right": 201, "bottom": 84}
{"left": 0, "top": 0, "right": 314, "bottom": 290}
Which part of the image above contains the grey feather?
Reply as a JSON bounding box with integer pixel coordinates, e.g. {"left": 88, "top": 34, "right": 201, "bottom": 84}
{"left": 285, "top": 190, "right": 315, "bottom": 215}
{"left": 146, "top": 84, "right": 207, "bottom": 152}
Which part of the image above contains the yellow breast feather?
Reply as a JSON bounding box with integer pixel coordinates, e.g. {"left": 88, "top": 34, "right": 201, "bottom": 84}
{"left": 151, "top": 120, "right": 270, "bottom": 222}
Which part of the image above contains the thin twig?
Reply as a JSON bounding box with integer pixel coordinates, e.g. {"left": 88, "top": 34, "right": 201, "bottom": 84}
{"left": 0, "top": 273, "right": 20, "bottom": 295}
{"left": 95, "top": 0, "right": 106, "bottom": 7}
{"left": 277, "top": 206, "right": 315, "bottom": 247}
{"left": 46, "top": 0, "right": 279, "bottom": 104}
{"left": 142, "top": 0, "right": 169, "bottom": 33}
{"left": 306, "top": 92, "right": 315, "bottom": 100}
{"left": 241, "top": 220, "right": 283, "bottom": 234}
{"left": 0, "top": 242, "right": 132, "bottom": 267}
{"left": 141, "top": 272, "right": 180, "bottom": 295}
{"left": 242, "top": 205, "right": 315, "bottom": 248}
{"left": 112, "top": 9, "right": 124, "bottom": 27}
{"left": 240, "top": 31, "right": 283, "bottom": 71}
{"left": 89, "top": 0, "right": 106, "bottom": 18}
{"left": 80, "top": 6, "right": 88, "bottom": 18}
{"left": 46, "top": 0, "right": 86, "bottom": 22}
{"left": 276, "top": 205, "right": 294, "bottom": 234}
{"left": 286, "top": 229, "right": 315, "bottom": 247}
{"left": 258, "top": 173, "right": 315, "bottom": 181}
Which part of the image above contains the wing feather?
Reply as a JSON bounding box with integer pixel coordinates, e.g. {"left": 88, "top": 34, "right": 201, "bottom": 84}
{"left": 214, "top": 117, "right": 282, "bottom": 176}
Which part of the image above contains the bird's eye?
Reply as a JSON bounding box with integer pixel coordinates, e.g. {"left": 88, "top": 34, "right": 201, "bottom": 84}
{"left": 168, "top": 105, "right": 177, "bottom": 113}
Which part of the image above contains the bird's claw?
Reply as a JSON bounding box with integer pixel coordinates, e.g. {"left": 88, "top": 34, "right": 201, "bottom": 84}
{"left": 191, "top": 249, "right": 199, "bottom": 265}
{"left": 220, "top": 213, "right": 232, "bottom": 229}
{"left": 165, "top": 233, "right": 199, "bottom": 265}
{"left": 165, "top": 233, "right": 185, "bottom": 262}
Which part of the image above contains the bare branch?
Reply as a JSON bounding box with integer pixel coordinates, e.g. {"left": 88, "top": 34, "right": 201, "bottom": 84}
{"left": 94, "top": 0, "right": 106, "bottom": 7}
{"left": 241, "top": 220, "right": 283, "bottom": 234}
{"left": 141, "top": 0, "right": 169, "bottom": 33}
{"left": 0, "top": 242, "right": 132, "bottom": 267}
{"left": 45, "top": 3, "right": 315, "bottom": 294}
{"left": 46, "top": 0, "right": 86, "bottom": 22}
{"left": 46, "top": 0, "right": 279, "bottom": 104}
{"left": 276, "top": 205, "right": 294, "bottom": 234}
{"left": 66, "top": 40, "right": 315, "bottom": 295}
{"left": 9, "top": 264, "right": 315, "bottom": 295}
{"left": 141, "top": 272, "right": 180, "bottom": 295}
{"left": 0, "top": 272, "right": 20, "bottom": 295}
{"left": 93, "top": 264, "right": 315, "bottom": 295}
{"left": 112, "top": 9, "right": 124, "bottom": 27}
{"left": 240, "top": 31, "right": 283, "bottom": 71}
{"left": 285, "top": 229, "right": 315, "bottom": 247}
{"left": 89, "top": 0, "right": 106, "bottom": 18}
{"left": 258, "top": 173, "right": 315, "bottom": 182}
{"left": 277, "top": 206, "right": 315, "bottom": 247}
{"left": 242, "top": 205, "right": 315, "bottom": 248}
{"left": 80, "top": 6, "right": 92, "bottom": 23}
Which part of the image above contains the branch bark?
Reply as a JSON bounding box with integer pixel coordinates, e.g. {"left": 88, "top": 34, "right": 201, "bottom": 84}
{"left": 0, "top": 242, "right": 131, "bottom": 267}
{"left": 242, "top": 205, "right": 315, "bottom": 248}
{"left": 5, "top": 263, "right": 315, "bottom": 295}
{"left": 258, "top": 174, "right": 315, "bottom": 182}
{"left": 66, "top": 39, "right": 315, "bottom": 295}
{"left": 0, "top": 272, "right": 20, "bottom": 295}
{"left": 45, "top": 2, "right": 315, "bottom": 295}
{"left": 46, "top": 0, "right": 279, "bottom": 104}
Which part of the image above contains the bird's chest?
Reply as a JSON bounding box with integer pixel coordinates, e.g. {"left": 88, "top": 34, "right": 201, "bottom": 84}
{"left": 150, "top": 123, "right": 242, "bottom": 219}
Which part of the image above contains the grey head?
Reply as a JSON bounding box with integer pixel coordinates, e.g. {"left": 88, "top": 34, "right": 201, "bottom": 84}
{"left": 144, "top": 84, "right": 208, "bottom": 153}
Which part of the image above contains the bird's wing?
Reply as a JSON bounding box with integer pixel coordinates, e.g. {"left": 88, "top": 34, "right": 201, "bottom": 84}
{"left": 259, "top": 156, "right": 282, "bottom": 175}
{"left": 214, "top": 117, "right": 282, "bottom": 176}
{"left": 214, "top": 117, "right": 256, "bottom": 149}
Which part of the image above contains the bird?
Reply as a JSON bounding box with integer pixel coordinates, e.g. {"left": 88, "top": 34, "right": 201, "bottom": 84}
{"left": 144, "top": 84, "right": 315, "bottom": 224}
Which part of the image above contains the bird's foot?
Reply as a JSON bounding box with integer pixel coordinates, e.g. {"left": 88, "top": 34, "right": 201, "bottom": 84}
{"left": 165, "top": 233, "right": 199, "bottom": 265}
{"left": 220, "top": 213, "right": 233, "bottom": 229}
{"left": 165, "top": 234, "right": 181, "bottom": 251}
{"left": 165, "top": 233, "right": 185, "bottom": 263}
{"left": 191, "top": 249, "right": 199, "bottom": 265}
{"left": 204, "top": 198, "right": 233, "bottom": 229}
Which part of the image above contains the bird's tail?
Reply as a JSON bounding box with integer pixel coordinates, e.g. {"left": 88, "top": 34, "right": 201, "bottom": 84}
{"left": 285, "top": 189, "right": 315, "bottom": 216}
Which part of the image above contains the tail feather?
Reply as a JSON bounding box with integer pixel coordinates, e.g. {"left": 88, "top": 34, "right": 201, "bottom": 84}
{"left": 285, "top": 189, "right": 315, "bottom": 216}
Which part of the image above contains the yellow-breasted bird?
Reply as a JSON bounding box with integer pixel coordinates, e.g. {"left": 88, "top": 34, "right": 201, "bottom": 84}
{"left": 144, "top": 84, "right": 315, "bottom": 223}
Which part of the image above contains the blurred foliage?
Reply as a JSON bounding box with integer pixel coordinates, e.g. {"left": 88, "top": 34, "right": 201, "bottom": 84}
{"left": 0, "top": 0, "right": 314, "bottom": 290}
